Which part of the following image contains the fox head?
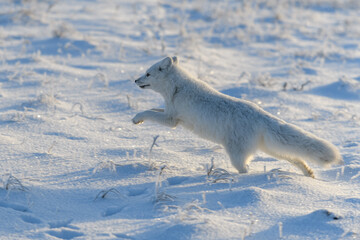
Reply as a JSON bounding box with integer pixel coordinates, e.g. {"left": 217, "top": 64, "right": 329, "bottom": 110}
{"left": 135, "top": 56, "right": 178, "bottom": 94}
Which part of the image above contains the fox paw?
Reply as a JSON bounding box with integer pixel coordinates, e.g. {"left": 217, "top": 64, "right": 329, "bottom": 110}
{"left": 132, "top": 113, "right": 144, "bottom": 125}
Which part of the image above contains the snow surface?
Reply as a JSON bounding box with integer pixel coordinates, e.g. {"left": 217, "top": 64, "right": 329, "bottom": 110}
{"left": 0, "top": 0, "right": 359, "bottom": 239}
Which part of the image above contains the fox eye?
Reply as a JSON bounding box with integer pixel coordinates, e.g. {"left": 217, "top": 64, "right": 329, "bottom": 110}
{"left": 159, "top": 67, "right": 162, "bottom": 71}
{"left": 146, "top": 73, "right": 150, "bottom": 77}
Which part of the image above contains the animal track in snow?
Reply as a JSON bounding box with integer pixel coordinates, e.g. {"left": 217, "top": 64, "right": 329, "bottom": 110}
{"left": 102, "top": 206, "right": 125, "bottom": 217}
{"left": 167, "top": 176, "right": 189, "bottom": 186}
{"left": 46, "top": 229, "right": 84, "bottom": 239}
{"left": 20, "top": 214, "right": 42, "bottom": 224}
{"left": 113, "top": 233, "right": 135, "bottom": 239}
{"left": 343, "top": 141, "right": 359, "bottom": 148}
{"left": 0, "top": 201, "right": 29, "bottom": 212}
{"left": 48, "top": 219, "right": 74, "bottom": 229}
{"left": 127, "top": 187, "right": 147, "bottom": 197}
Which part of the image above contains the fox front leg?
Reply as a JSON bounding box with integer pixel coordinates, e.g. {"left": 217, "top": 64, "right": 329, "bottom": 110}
{"left": 132, "top": 111, "right": 146, "bottom": 124}
{"left": 132, "top": 110, "right": 178, "bottom": 128}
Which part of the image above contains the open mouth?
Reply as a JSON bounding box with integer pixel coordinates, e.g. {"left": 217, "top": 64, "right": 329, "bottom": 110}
{"left": 140, "top": 84, "right": 150, "bottom": 88}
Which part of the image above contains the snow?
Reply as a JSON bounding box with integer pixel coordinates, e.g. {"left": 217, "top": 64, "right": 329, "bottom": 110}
{"left": 0, "top": 0, "right": 359, "bottom": 239}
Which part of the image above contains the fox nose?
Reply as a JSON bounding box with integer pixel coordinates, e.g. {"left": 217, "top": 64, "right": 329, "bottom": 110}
{"left": 135, "top": 78, "right": 140, "bottom": 83}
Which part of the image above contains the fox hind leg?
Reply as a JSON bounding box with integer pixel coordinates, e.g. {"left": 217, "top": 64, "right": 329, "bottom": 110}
{"left": 260, "top": 146, "right": 315, "bottom": 178}
{"left": 285, "top": 157, "right": 315, "bottom": 178}
{"left": 225, "top": 140, "right": 315, "bottom": 177}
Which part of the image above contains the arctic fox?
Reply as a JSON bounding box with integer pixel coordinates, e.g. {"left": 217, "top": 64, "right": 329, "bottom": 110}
{"left": 132, "top": 56, "right": 342, "bottom": 177}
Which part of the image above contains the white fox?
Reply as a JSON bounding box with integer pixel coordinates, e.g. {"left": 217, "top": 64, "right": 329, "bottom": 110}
{"left": 132, "top": 57, "right": 343, "bottom": 177}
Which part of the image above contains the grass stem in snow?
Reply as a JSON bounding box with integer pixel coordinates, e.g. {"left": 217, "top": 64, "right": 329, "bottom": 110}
{"left": 278, "top": 222, "right": 283, "bottom": 238}
{"left": 4, "top": 174, "right": 28, "bottom": 192}
{"left": 95, "top": 188, "right": 123, "bottom": 200}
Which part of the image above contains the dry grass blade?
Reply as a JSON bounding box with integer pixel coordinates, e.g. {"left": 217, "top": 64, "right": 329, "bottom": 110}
{"left": 154, "top": 166, "right": 176, "bottom": 204}
{"left": 148, "top": 135, "right": 160, "bottom": 170}
{"left": 206, "top": 157, "right": 215, "bottom": 177}
{"left": 71, "top": 102, "right": 84, "bottom": 115}
{"left": 293, "top": 80, "right": 311, "bottom": 91}
{"left": 206, "top": 158, "right": 234, "bottom": 184}
{"left": 149, "top": 135, "right": 160, "bottom": 153}
{"left": 4, "top": 175, "right": 28, "bottom": 191}
{"left": 154, "top": 191, "right": 176, "bottom": 203}
{"left": 47, "top": 141, "right": 57, "bottom": 154}
{"left": 95, "top": 188, "right": 123, "bottom": 200}
{"left": 210, "top": 168, "right": 234, "bottom": 183}
{"left": 92, "top": 160, "right": 118, "bottom": 174}
{"left": 126, "top": 95, "right": 138, "bottom": 109}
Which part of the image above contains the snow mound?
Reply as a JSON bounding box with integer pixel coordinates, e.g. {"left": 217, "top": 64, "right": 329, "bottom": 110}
{"left": 250, "top": 209, "right": 343, "bottom": 239}
{"left": 310, "top": 77, "right": 360, "bottom": 100}
{"left": 1, "top": 0, "right": 360, "bottom": 239}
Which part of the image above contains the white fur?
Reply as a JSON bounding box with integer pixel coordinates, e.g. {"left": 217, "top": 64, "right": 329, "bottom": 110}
{"left": 132, "top": 57, "right": 343, "bottom": 177}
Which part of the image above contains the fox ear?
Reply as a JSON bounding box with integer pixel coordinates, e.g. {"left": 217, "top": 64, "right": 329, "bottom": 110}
{"left": 172, "top": 56, "right": 178, "bottom": 65}
{"left": 161, "top": 56, "right": 179, "bottom": 69}
{"left": 162, "top": 57, "right": 175, "bottom": 69}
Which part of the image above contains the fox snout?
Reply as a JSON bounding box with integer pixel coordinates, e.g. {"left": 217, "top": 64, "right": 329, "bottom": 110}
{"left": 135, "top": 77, "right": 150, "bottom": 89}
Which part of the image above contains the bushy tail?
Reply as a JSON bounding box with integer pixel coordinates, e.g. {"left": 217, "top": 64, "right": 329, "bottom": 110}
{"left": 260, "top": 121, "right": 343, "bottom": 168}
